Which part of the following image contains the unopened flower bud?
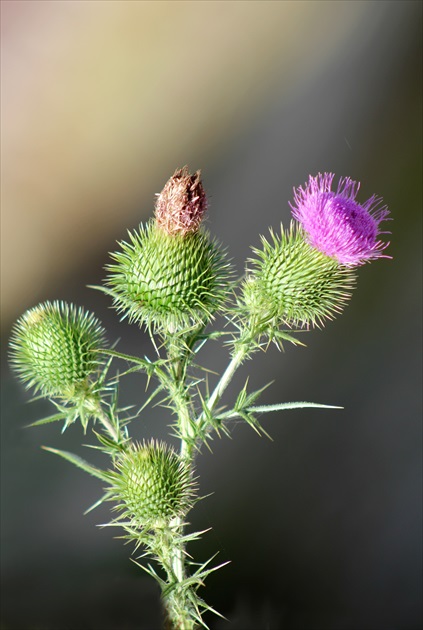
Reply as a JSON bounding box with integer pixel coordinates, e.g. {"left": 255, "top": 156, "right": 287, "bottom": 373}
{"left": 9, "top": 301, "right": 106, "bottom": 401}
{"left": 112, "top": 441, "right": 195, "bottom": 526}
{"left": 155, "top": 166, "right": 207, "bottom": 237}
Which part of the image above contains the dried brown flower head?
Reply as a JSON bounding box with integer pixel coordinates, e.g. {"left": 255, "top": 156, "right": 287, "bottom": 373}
{"left": 154, "top": 166, "right": 207, "bottom": 236}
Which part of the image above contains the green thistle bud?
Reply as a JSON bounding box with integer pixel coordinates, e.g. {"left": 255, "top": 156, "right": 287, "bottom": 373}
{"left": 9, "top": 301, "right": 106, "bottom": 401}
{"left": 112, "top": 441, "right": 195, "bottom": 526}
{"left": 106, "top": 169, "right": 232, "bottom": 331}
{"left": 243, "top": 223, "right": 356, "bottom": 328}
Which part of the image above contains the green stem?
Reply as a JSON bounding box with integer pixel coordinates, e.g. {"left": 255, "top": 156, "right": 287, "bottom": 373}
{"left": 87, "top": 398, "right": 120, "bottom": 443}
{"left": 163, "top": 342, "right": 198, "bottom": 628}
{"left": 205, "top": 343, "right": 249, "bottom": 413}
{"left": 97, "top": 410, "right": 120, "bottom": 443}
{"left": 160, "top": 329, "right": 255, "bottom": 628}
{"left": 170, "top": 516, "right": 185, "bottom": 581}
{"left": 148, "top": 524, "right": 195, "bottom": 630}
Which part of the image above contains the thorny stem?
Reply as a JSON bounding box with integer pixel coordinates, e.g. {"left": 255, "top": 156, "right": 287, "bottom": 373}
{"left": 205, "top": 343, "right": 249, "bottom": 413}
{"left": 195, "top": 330, "right": 255, "bottom": 436}
{"left": 94, "top": 403, "right": 120, "bottom": 443}
{"left": 164, "top": 343, "right": 197, "bottom": 628}
{"left": 170, "top": 515, "right": 185, "bottom": 582}
{"left": 163, "top": 329, "right": 254, "bottom": 628}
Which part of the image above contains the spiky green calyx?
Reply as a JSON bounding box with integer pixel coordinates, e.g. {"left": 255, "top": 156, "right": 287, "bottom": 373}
{"left": 111, "top": 441, "right": 195, "bottom": 526}
{"left": 243, "top": 223, "right": 356, "bottom": 328}
{"left": 9, "top": 301, "right": 106, "bottom": 401}
{"left": 106, "top": 221, "right": 232, "bottom": 332}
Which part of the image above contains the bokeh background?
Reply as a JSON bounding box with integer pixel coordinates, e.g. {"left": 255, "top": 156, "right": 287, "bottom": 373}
{"left": 1, "top": 1, "right": 421, "bottom": 629}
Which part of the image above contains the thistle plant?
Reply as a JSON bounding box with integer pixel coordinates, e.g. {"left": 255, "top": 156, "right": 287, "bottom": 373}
{"left": 9, "top": 167, "right": 390, "bottom": 629}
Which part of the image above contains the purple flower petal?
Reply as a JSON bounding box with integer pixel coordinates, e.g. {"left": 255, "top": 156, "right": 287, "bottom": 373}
{"left": 290, "top": 173, "right": 391, "bottom": 266}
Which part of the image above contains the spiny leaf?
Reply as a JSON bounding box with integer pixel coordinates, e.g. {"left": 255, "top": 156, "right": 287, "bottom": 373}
{"left": 89, "top": 429, "right": 128, "bottom": 455}
{"left": 26, "top": 411, "right": 68, "bottom": 428}
{"left": 234, "top": 379, "right": 273, "bottom": 410}
{"left": 177, "top": 528, "right": 212, "bottom": 546}
{"left": 218, "top": 401, "right": 342, "bottom": 422}
{"left": 192, "top": 330, "right": 230, "bottom": 355}
{"left": 186, "top": 554, "right": 230, "bottom": 585}
{"left": 42, "top": 446, "right": 110, "bottom": 482}
{"left": 130, "top": 557, "right": 166, "bottom": 587}
{"left": 247, "top": 401, "right": 344, "bottom": 413}
{"left": 97, "top": 348, "right": 165, "bottom": 375}
{"left": 137, "top": 383, "right": 166, "bottom": 414}
{"left": 84, "top": 490, "right": 115, "bottom": 514}
{"left": 272, "top": 328, "right": 307, "bottom": 349}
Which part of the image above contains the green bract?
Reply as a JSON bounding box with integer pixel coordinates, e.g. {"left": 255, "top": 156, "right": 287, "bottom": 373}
{"left": 106, "top": 222, "right": 232, "bottom": 331}
{"left": 243, "top": 223, "right": 356, "bottom": 328}
{"left": 111, "top": 441, "right": 195, "bottom": 526}
{"left": 9, "top": 301, "right": 106, "bottom": 401}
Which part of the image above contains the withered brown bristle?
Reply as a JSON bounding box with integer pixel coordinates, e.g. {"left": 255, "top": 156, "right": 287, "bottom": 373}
{"left": 155, "top": 166, "right": 207, "bottom": 236}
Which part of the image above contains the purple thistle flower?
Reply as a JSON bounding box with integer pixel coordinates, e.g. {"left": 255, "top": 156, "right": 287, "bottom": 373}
{"left": 290, "top": 173, "right": 391, "bottom": 266}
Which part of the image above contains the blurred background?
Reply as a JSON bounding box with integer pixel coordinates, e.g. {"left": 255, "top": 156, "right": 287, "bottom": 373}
{"left": 1, "top": 1, "right": 421, "bottom": 629}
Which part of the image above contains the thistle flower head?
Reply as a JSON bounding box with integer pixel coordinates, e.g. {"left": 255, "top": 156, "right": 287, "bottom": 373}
{"left": 243, "top": 223, "right": 356, "bottom": 329}
{"left": 9, "top": 301, "right": 106, "bottom": 401}
{"left": 105, "top": 167, "right": 232, "bottom": 332}
{"left": 290, "top": 173, "right": 390, "bottom": 267}
{"left": 107, "top": 222, "right": 232, "bottom": 332}
{"left": 111, "top": 440, "right": 195, "bottom": 526}
{"left": 155, "top": 166, "right": 207, "bottom": 237}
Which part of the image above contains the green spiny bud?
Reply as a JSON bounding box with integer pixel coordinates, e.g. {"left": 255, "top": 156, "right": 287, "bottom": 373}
{"left": 107, "top": 222, "right": 231, "bottom": 331}
{"left": 9, "top": 301, "right": 106, "bottom": 401}
{"left": 112, "top": 441, "right": 195, "bottom": 526}
{"left": 106, "top": 170, "right": 232, "bottom": 332}
{"left": 243, "top": 223, "right": 356, "bottom": 328}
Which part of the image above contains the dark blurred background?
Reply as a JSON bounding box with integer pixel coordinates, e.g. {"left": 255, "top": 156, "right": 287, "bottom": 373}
{"left": 1, "top": 1, "right": 422, "bottom": 629}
